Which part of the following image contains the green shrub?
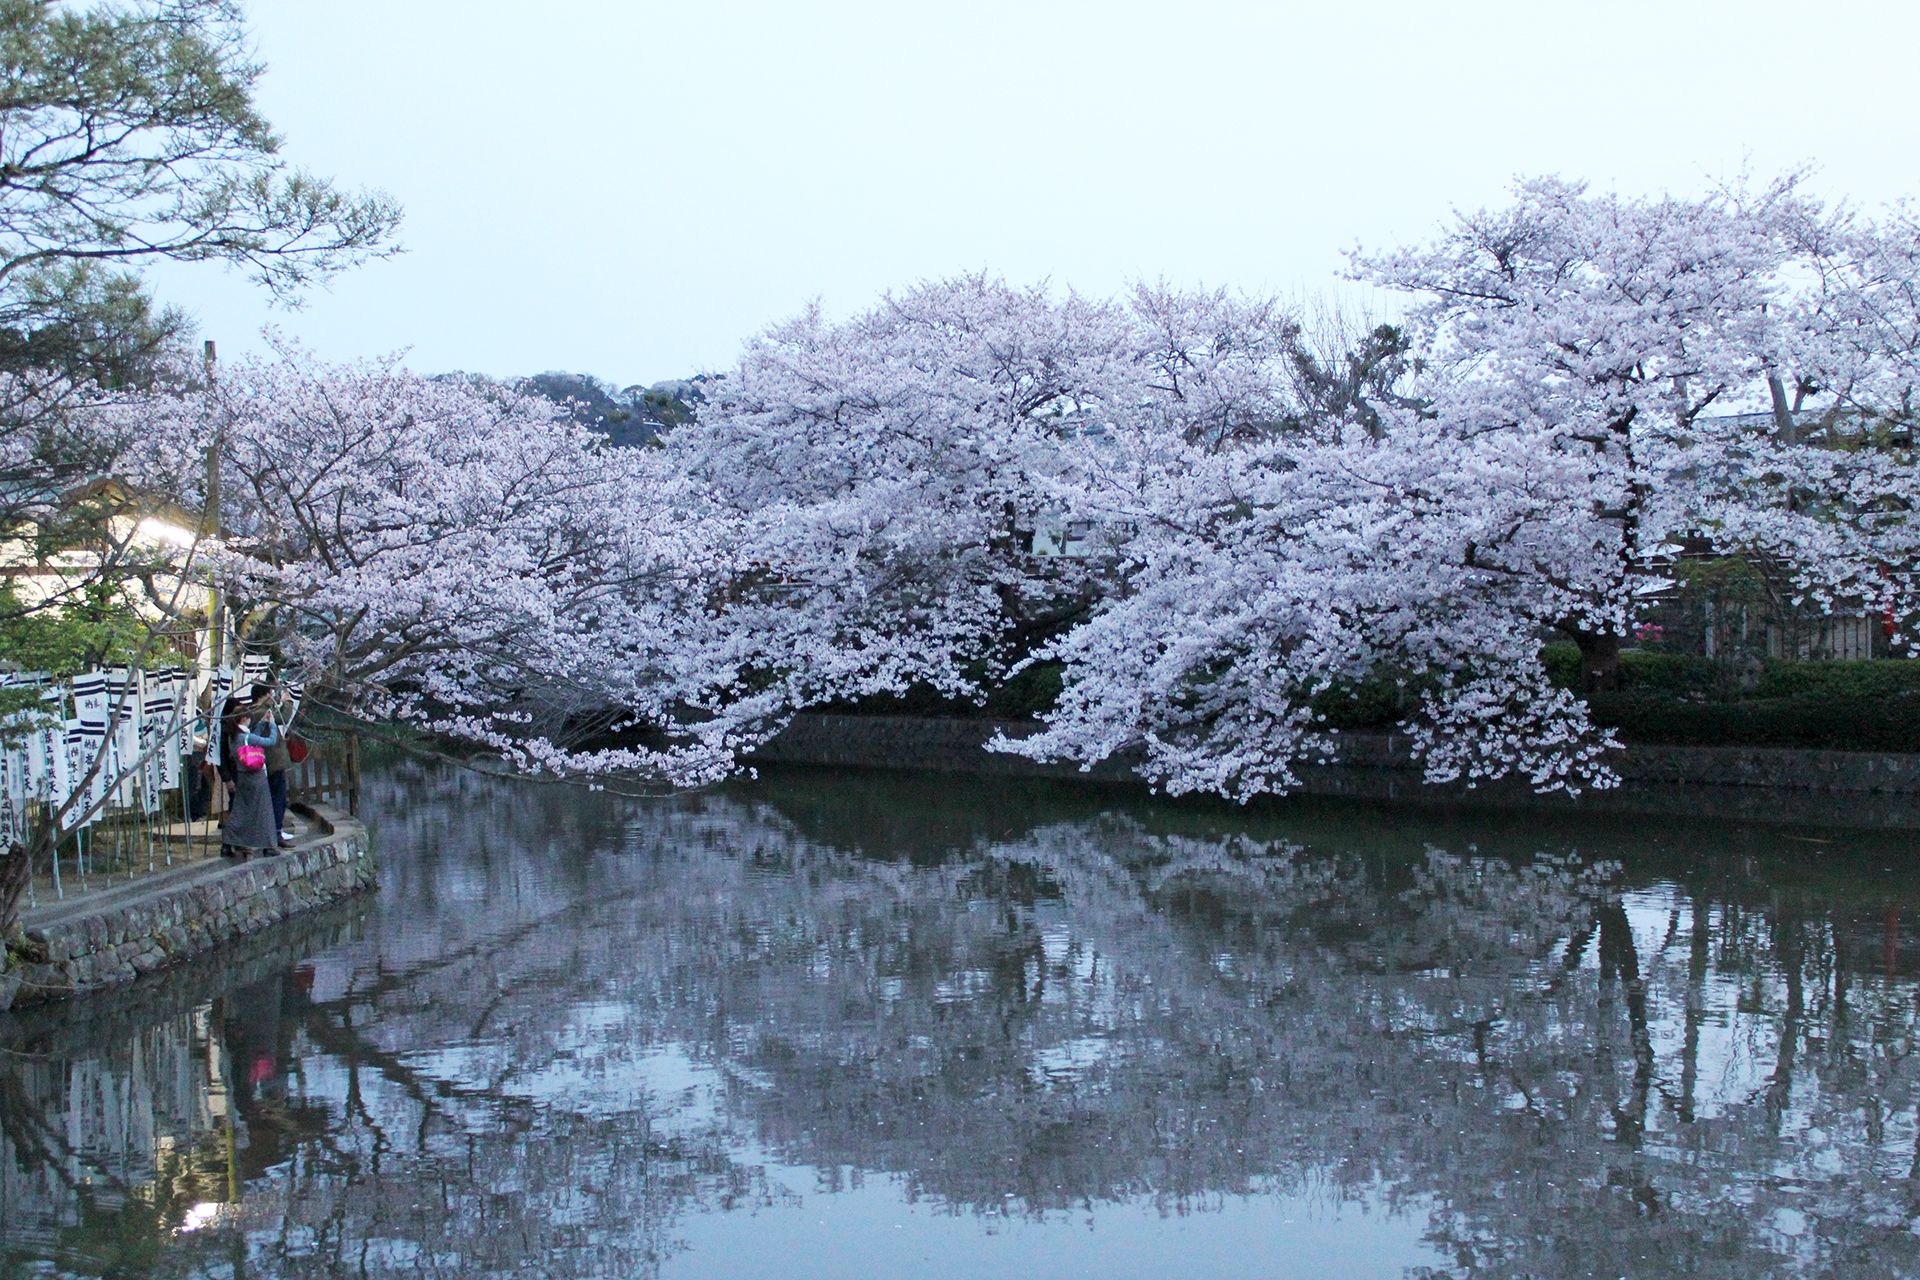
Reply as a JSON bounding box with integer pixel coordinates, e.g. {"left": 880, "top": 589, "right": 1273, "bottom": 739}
{"left": 1755, "top": 658, "right": 1920, "bottom": 700}
{"left": 1310, "top": 674, "right": 1422, "bottom": 729}
{"left": 1489, "top": 645, "right": 1920, "bottom": 750}
{"left": 830, "top": 644, "right": 1920, "bottom": 752}
{"left": 986, "top": 662, "right": 1065, "bottom": 719}
{"left": 1586, "top": 692, "right": 1920, "bottom": 752}
{"left": 825, "top": 661, "right": 1068, "bottom": 720}
{"left": 1538, "top": 646, "right": 1920, "bottom": 750}
{"left": 1617, "top": 652, "right": 1726, "bottom": 698}
{"left": 1542, "top": 643, "right": 1735, "bottom": 699}
{"left": 1540, "top": 643, "right": 1581, "bottom": 689}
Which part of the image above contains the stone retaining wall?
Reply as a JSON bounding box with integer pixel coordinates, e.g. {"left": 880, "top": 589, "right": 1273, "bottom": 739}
{"left": 0, "top": 802, "right": 374, "bottom": 1010}
{"left": 753, "top": 715, "right": 1920, "bottom": 828}
{"left": 0, "top": 894, "right": 367, "bottom": 1052}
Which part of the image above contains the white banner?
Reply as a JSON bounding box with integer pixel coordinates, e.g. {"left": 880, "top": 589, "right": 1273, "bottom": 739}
{"left": 0, "top": 746, "right": 17, "bottom": 848}
{"left": 143, "top": 667, "right": 185, "bottom": 806}
{"left": 0, "top": 664, "right": 236, "bottom": 830}
{"left": 205, "top": 667, "right": 234, "bottom": 764}
{"left": 0, "top": 673, "right": 43, "bottom": 844}
{"left": 72, "top": 671, "right": 109, "bottom": 819}
{"left": 39, "top": 715, "right": 63, "bottom": 812}
{"left": 104, "top": 666, "right": 142, "bottom": 807}
{"left": 178, "top": 673, "right": 194, "bottom": 787}
{"left": 62, "top": 720, "right": 90, "bottom": 830}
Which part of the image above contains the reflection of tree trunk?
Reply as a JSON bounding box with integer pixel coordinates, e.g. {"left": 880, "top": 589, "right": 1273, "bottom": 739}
{"left": 1679, "top": 896, "right": 1710, "bottom": 1124}
{"left": 1599, "top": 903, "right": 1653, "bottom": 1145}
{"left": 307, "top": 1008, "right": 444, "bottom": 1122}
{"left": 1765, "top": 917, "right": 1804, "bottom": 1138}
{"left": 0, "top": 1071, "right": 94, "bottom": 1195}
{"left": 229, "top": 1221, "right": 251, "bottom": 1280}
{"left": 1562, "top": 922, "right": 1595, "bottom": 973}
{"left": 1831, "top": 939, "right": 1849, "bottom": 1056}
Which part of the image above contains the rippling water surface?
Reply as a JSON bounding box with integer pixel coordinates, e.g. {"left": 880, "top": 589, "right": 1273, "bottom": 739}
{"left": 2, "top": 761, "right": 1918, "bottom": 1279}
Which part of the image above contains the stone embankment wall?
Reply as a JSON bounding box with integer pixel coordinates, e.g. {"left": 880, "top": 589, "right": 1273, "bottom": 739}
{"left": 0, "top": 802, "right": 373, "bottom": 1010}
{"left": 753, "top": 715, "right": 1920, "bottom": 829}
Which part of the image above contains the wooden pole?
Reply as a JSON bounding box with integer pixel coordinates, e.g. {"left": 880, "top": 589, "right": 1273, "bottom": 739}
{"left": 347, "top": 733, "right": 360, "bottom": 815}
{"left": 203, "top": 340, "right": 225, "bottom": 672}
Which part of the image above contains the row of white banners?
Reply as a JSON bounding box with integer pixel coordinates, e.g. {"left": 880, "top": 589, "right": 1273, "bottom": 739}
{"left": 0, "top": 655, "right": 300, "bottom": 846}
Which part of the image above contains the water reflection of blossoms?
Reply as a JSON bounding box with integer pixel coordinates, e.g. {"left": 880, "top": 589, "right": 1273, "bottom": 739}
{"left": 2, "top": 765, "right": 1916, "bottom": 1278}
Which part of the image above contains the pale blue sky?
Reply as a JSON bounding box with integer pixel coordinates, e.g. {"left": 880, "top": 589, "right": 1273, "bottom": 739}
{"left": 146, "top": 0, "right": 1920, "bottom": 388}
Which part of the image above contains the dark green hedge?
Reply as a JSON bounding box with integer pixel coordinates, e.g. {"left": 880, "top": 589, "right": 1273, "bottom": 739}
{"left": 1541, "top": 644, "right": 1920, "bottom": 751}
{"left": 1539, "top": 645, "right": 1728, "bottom": 698}
{"left": 1197, "top": 650, "right": 1920, "bottom": 751}
{"left": 824, "top": 661, "right": 1066, "bottom": 721}
{"left": 1541, "top": 643, "right": 1920, "bottom": 701}
{"left": 1752, "top": 659, "right": 1920, "bottom": 700}
{"left": 1310, "top": 674, "right": 1424, "bottom": 730}
{"left": 834, "top": 648, "right": 1920, "bottom": 752}
{"left": 1582, "top": 692, "right": 1920, "bottom": 751}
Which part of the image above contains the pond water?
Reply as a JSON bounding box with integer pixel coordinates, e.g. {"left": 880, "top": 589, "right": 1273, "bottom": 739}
{"left": 2, "top": 762, "right": 1919, "bottom": 1279}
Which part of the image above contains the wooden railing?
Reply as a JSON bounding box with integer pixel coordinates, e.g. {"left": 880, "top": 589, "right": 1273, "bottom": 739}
{"left": 288, "top": 732, "right": 360, "bottom": 815}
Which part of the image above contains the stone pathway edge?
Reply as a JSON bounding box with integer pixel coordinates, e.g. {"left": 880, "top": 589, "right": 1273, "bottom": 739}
{"left": 0, "top": 802, "right": 374, "bottom": 1011}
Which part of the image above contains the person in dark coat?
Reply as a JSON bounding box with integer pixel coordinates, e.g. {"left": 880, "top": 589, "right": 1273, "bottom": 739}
{"left": 250, "top": 683, "right": 294, "bottom": 846}
{"left": 188, "top": 732, "right": 213, "bottom": 821}
{"left": 220, "top": 697, "right": 281, "bottom": 858}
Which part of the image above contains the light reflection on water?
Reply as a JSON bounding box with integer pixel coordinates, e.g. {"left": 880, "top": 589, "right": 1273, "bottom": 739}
{"left": 1, "top": 760, "right": 1918, "bottom": 1279}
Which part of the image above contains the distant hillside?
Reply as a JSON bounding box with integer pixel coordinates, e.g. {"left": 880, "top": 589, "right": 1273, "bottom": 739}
{"left": 518, "top": 372, "right": 714, "bottom": 448}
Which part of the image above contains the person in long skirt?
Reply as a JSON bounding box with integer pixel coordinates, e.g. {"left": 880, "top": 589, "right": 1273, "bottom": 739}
{"left": 220, "top": 699, "right": 282, "bottom": 859}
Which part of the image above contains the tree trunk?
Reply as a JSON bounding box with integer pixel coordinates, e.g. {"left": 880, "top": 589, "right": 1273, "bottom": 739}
{"left": 0, "top": 823, "right": 59, "bottom": 936}
{"left": 1569, "top": 629, "right": 1623, "bottom": 695}
{"left": 1767, "top": 371, "right": 1798, "bottom": 446}
{"left": 0, "top": 841, "right": 24, "bottom": 937}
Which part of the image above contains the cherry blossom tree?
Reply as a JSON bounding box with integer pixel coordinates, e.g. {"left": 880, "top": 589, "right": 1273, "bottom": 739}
{"left": 669, "top": 276, "right": 1300, "bottom": 737}
{"left": 1351, "top": 176, "right": 1821, "bottom": 685}
{"left": 1765, "top": 203, "right": 1920, "bottom": 638}
{"left": 68, "top": 184, "right": 1912, "bottom": 810}
{"left": 999, "top": 177, "right": 1918, "bottom": 800}
{"left": 122, "top": 346, "right": 748, "bottom": 786}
